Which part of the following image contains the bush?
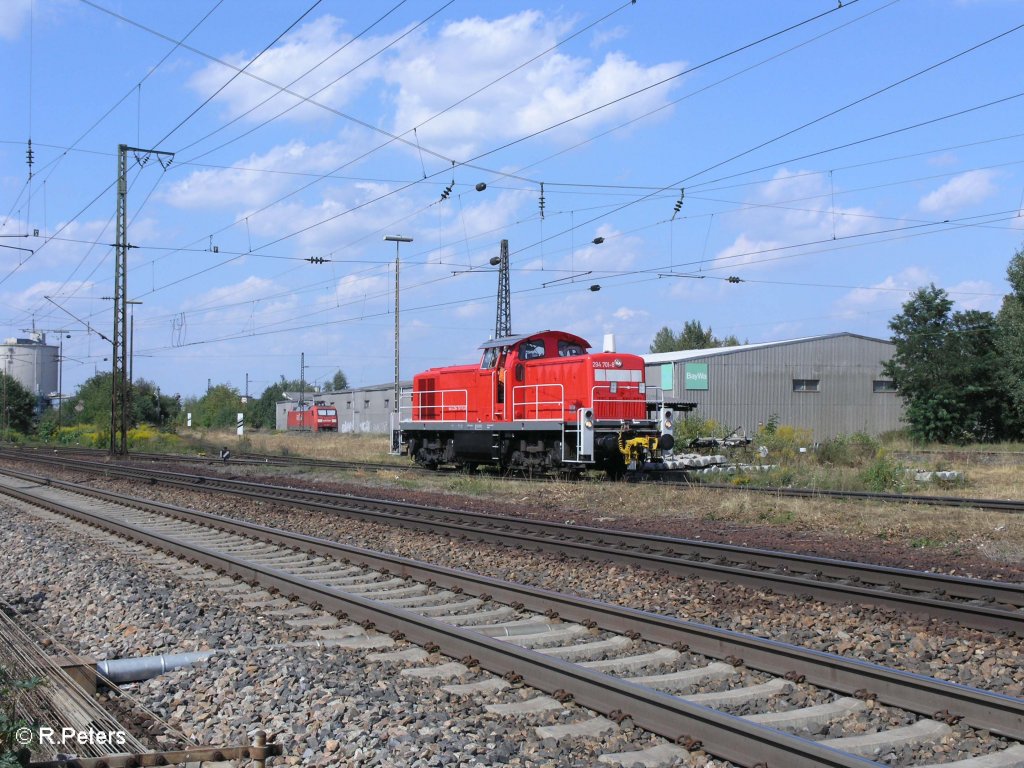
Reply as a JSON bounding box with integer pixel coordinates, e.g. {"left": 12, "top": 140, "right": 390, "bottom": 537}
{"left": 858, "top": 451, "right": 909, "bottom": 492}
{"left": 756, "top": 423, "right": 813, "bottom": 464}
{"left": 815, "top": 432, "right": 879, "bottom": 467}
{"left": 1, "top": 666, "right": 43, "bottom": 767}
{"left": 673, "top": 414, "right": 727, "bottom": 447}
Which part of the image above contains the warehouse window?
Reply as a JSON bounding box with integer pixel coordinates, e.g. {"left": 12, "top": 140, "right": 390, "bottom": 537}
{"left": 346, "top": 401, "right": 352, "bottom": 409}
{"left": 364, "top": 399, "right": 370, "bottom": 408}
{"left": 873, "top": 380, "right": 897, "bottom": 393}
{"left": 792, "top": 379, "right": 820, "bottom": 392}
{"left": 384, "top": 399, "right": 390, "bottom": 410}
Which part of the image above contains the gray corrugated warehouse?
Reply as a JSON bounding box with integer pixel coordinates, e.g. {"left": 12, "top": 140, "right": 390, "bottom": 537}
{"left": 275, "top": 382, "right": 409, "bottom": 433}
{"left": 643, "top": 333, "right": 904, "bottom": 440}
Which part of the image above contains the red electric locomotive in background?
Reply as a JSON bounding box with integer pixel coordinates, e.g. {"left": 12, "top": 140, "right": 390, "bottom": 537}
{"left": 398, "top": 330, "right": 675, "bottom": 477}
{"left": 287, "top": 403, "right": 339, "bottom": 432}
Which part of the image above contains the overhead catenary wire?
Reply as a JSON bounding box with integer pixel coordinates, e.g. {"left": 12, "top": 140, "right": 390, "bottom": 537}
{"left": 15, "top": 0, "right": 892, "bottom": 343}
{"left": 71, "top": 0, "right": 853, "bottom": 279}
{"left": 9, "top": 4, "right": 1024, "bottom": 391}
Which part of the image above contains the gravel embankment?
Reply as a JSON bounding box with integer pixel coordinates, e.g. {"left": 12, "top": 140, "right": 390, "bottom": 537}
{"left": 1, "top": 500, "right": 732, "bottom": 767}
{"left": 27, "top": 460, "right": 1024, "bottom": 699}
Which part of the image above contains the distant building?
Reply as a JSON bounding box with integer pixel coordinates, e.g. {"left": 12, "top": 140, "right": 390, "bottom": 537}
{"left": 275, "top": 382, "right": 409, "bottom": 433}
{"left": 1, "top": 333, "right": 59, "bottom": 411}
{"left": 643, "top": 333, "right": 903, "bottom": 440}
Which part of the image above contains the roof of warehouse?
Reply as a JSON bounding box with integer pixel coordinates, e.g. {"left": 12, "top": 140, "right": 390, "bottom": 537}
{"left": 642, "top": 332, "right": 892, "bottom": 364}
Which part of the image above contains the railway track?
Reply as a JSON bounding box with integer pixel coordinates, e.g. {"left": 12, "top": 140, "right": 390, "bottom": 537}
{"left": 2, "top": 451, "right": 1022, "bottom": 635}
{"left": 18, "top": 444, "right": 1024, "bottom": 514}
{"left": 2, "top": 468, "right": 1023, "bottom": 767}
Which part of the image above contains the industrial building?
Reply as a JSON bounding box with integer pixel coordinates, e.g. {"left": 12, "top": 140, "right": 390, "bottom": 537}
{"left": 643, "top": 333, "right": 904, "bottom": 440}
{"left": 273, "top": 333, "right": 904, "bottom": 440}
{"left": 275, "top": 382, "right": 406, "bottom": 433}
{"left": 1, "top": 333, "right": 59, "bottom": 410}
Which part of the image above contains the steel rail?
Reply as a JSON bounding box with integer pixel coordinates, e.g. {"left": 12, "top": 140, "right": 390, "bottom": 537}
{"left": 1, "top": 470, "right": 1022, "bottom": 745}
{"left": 6, "top": 453, "right": 1020, "bottom": 634}
{"left": 686, "top": 480, "right": 1024, "bottom": 513}
{"left": 0, "top": 477, "right": 886, "bottom": 768}
{"left": 13, "top": 445, "right": 1024, "bottom": 513}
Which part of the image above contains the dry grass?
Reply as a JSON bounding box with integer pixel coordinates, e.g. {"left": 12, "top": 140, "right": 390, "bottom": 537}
{"left": 192, "top": 429, "right": 1024, "bottom": 564}
{"left": 192, "top": 429, "right": 402, "bottom": 464}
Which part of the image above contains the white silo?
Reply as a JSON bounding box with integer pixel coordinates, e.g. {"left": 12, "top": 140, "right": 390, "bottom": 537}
{"left": 1, "top": 333, "right": 59, "bottom": 401}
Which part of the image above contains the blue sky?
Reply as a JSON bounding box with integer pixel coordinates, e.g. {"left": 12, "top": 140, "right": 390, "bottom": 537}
{"left": 2, "top": 0, "right": 1022, "bottom": 400}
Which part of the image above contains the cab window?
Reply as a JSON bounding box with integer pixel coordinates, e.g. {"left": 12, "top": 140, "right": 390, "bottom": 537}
{"left": 481, "top": 347, "right": 499, "bottom": 369}
{"left": 558, "top": 340, "right": 585, "bottom": 357}
{"left": 519, "top": 340, "right": 546, "bottom": 360}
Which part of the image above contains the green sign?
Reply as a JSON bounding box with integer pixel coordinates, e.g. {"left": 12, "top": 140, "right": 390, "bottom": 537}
{"left": 660, "top": 364, "right": 673, "bottom": 392}
{"left": 684, "top": 362, "right": 708, "bottom": 390}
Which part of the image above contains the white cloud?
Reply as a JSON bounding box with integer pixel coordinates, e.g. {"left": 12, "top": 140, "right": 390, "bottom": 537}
{"left": 704, "top": 169, "right": 882, "bottom": 276}
{"left": 709, "top": 234, "right": 785, "bottom": 272}
{"left": 918, "top": 170, "right": 998, "bottom": 214}
{"left": 187, "top": 15, "right": 387, "bottom": 123}
{"left": 163, "top": 140, "right": 357, "bottom": 210}
{"left": 385, "top": 11, "right": 685, "bottom": 156}
{"left": 0, "top": 0, "right": 30, "bottom": 41}
{"left": 832, "top": 267, "right": 934, "bottom": 320}
{"left": 568, "top": 223, "right": 640, "bottom": 271}
{"left": 454, "top": 300, "right": 486, "bottom": 318}
{"left": 613, "top": 306, "right": 648, "bottom": 321}
{"left": 948, "top": 279, "right": 1001, "bottom": 313}
{"left": 186, "top": 275, "right": 277, "bottom": 311}
{"left": 3, "top": 279, "right": 97, "bottom": 313}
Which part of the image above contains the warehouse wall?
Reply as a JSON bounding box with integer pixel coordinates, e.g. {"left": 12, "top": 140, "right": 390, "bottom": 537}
{"left": 644, "top": 334, "right": 903, "bottom": 440}
{"left": 276, "top": 383, "right": 406, "bottom": 433}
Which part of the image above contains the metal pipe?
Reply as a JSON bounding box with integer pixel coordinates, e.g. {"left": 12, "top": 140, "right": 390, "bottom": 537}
{"left": 96, "top": 651, "right": 215, "bottom": 684}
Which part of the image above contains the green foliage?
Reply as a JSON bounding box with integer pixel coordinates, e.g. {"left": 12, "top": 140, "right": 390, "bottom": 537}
{"left": 46, "top": 374, "right": 181, "bottom": 436}
{"left": 249, "top": 382, "right": 288, "bottom": 430}
{"left": 0, "top": 666, "right": 43, "bottom": 767}
{"left": 814, "top": 432, "right": 879, "bottom": 467}
{"left": 184, "top": 384, "right": 243, "bottom": 429}
{"left": 858, "top": 452, "right": 908, "bottom": 492}
{"left": 996, "top": 246, "right": 1024, "bottom": 429}
{"left": 884, "top": 283, "right": 1010, "bottom": 443}
{"left": 755, "top": 423, "right": 813, "bottom": 464}
{"left": 0, "top": 373, "right": 36, "bottom": 435}
{"left": 61, "top": 372, "right": 112, "bottom": 427}
{"left": 673, "top": 414, "right": 726, "bottom": 446}
{"left": 327, "top": 369, "right": 349, "bottom": 391}
{"left": 130, "top": 379, "right": 181, "bottom": 428}
{"left": 649, "top": 320, "right": 743, "bottom": 353}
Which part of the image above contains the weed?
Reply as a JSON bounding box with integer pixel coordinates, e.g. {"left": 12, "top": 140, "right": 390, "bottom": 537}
{"left": 858, "top": 452, "right": 909, "bottom": 493}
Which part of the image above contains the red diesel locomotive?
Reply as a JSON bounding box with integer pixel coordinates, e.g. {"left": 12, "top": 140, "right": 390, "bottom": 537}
{"left": 399, "top": 330, "right": 675, "bottom": 476}
{"left": 287, "top": 403, "right": 339, "bottom": 432}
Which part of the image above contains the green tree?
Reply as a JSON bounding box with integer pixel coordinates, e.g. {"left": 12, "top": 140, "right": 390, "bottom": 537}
{"left": 883, "top": 284, "right": 1007, "bottom": 442}
{"left": 649, "top": 320, "right": 742, "bottom": 353}
{"left": 328, "top": 369, "right": 349, "bottom": 391}
{"left": 58, "top": 374, "right": 181, "bottom": 430}
{"left": 188, "top": 384, "right": 243, "bottom": 429}
{"left": 0, "top": 373, "right": 36, "bottom": 435}
{"left": 996, "top": 246, "right": 1024, "bottom": 428}
{"left": 62, "top": 372, "right": 112, "bottom": 426}
{"left": 248, "top": 382, "right": 288, "bottom": 430}
{"left": 131, "top": 379, "right": 181, "bottom": 428}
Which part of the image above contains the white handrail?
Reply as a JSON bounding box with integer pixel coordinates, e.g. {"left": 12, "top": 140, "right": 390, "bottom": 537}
{"left": 400, "top": 388, "right": 469, "bottom": 422}
{"left": 510, "top": 383, "right": 565, "bottom": 421}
